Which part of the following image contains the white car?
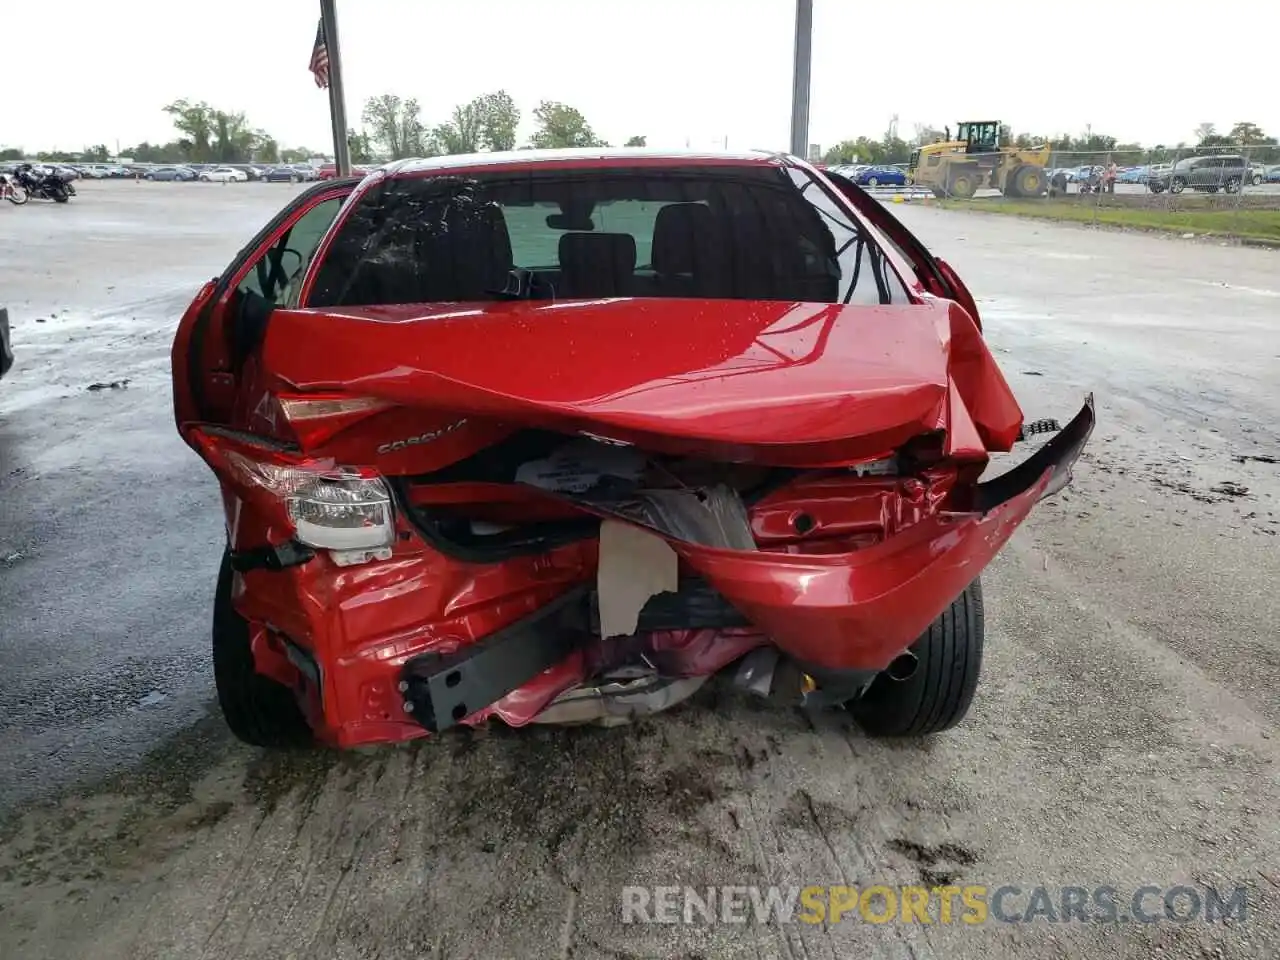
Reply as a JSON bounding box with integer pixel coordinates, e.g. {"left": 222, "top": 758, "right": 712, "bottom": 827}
{"left": 199, "top": 166, "right": 249, "bottom": 183}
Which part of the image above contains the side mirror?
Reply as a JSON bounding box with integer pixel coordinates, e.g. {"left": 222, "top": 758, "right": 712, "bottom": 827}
{"left": 935, "top": 258, "right": 982, "bottom": 330}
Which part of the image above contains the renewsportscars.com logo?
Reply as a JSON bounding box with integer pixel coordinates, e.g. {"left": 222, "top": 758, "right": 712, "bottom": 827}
{"left": 620, "top": 884, "right": 1250, "bottom": 926}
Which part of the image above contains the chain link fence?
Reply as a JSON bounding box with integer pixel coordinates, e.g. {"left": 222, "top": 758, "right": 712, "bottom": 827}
{"left": 920, "top": 144, "right": 1280, "bottom": 245}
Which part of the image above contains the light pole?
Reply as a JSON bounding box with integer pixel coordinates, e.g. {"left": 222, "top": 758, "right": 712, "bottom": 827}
{"left": 789, "top": 0, "right": 813, "bottom": 158}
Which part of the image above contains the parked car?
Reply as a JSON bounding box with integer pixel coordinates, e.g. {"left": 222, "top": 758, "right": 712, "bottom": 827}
{"left": 1265, "top": 165, "right": 1280, "bottom": 184}
{"left": 144, "top": 165, "right": 197, "bottom": 181}
{"left": 263, "top": 165, "right": 307, "bottom": 183}
{"left": 316, "top": 162, "right": 375, "bottom": 180}
{"left": 1116, "top": 165, "right": 1150, "bottom": 183}
{"left": 170, "top": 149, "right": 1094, "bottom": 750}
{"left": 1248, "top": 162, "right": 1266, "bottom": 186}
{"left": 1147, "top": 154, "right": 1250, "bottom": 194}
{"left": 199, "top": 166, "right": 250, "bottom": 183}
{"left": 849, "top": 164, "right": 908, "bottom": 187}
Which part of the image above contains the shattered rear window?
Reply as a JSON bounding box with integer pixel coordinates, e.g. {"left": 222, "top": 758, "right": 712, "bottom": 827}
{"left": 305, "top": 165, "right": 908, "bottom": 307}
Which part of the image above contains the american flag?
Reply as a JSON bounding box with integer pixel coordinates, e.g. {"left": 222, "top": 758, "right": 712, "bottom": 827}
{"left": 309, "top": 19, "right": 330, "bottom": 89}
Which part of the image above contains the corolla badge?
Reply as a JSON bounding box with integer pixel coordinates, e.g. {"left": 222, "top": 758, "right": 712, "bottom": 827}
{"left": 376, "top": 420, "right": 468, "bottom": 455}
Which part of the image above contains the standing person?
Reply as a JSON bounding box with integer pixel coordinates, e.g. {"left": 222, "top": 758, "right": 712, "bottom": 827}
{"left": 1105, "top": 158, "right": 1118, "bottom": 193}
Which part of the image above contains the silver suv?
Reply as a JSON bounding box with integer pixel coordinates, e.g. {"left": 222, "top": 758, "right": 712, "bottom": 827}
{"left": 1147, "top": 154, "right": 1249, "bottom": 194}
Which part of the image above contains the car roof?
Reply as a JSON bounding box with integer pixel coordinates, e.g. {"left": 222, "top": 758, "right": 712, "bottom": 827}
{"left": 386, "top": 147, "right": 790, "bottom": 178}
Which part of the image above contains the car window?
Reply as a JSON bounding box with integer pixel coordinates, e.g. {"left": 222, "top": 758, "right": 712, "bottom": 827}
{"left": 306, "top": 164, "right": 910, "bottom": 308}
{"left": 238, "top": 195, "right": 345, "bottom": 304}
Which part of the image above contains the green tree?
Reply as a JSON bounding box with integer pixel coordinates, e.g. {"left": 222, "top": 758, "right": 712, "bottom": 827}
{"left": 163, "top": 100, "right": 267, "bottom": 162}
{"left": 624, "top": 135, "right": 647, "bottom": 147}
{"left": 1228, "top": 121, "right": 1267, "bottom": 145}
{"left": 1194, "top": 122, "right": 1216, "bottom": 144}
{"left": 255, "top": 136, "right": 280, "bottom": 164}
{"left": 280, "top": 146, "right": 316, "bottom": 163}
{"left": 530, "top": 101, "right": 606, "bottom": 149}
{"left": 475, "top": 90, "right": 520, "bottom": 151}
{"left": 163, "top": 99, "right": 216, "bottom": 160}
{"left": 361, "top": 94, "right": 425, "bottom": 159}
{"left": 431, "top": 101, "right": 483, "bottom": 155}
{"left": 347, "top": 129, "right": 374, "bottom": 164}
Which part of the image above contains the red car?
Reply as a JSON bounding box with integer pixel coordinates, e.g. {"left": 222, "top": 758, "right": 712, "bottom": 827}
{"left": 171, "top": 149, "right": 1093, "bottom": 749}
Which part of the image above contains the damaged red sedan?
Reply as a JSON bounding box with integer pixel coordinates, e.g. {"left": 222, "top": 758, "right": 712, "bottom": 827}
{"left": 170, "top": 149, "right": 1093, "bottom": 748}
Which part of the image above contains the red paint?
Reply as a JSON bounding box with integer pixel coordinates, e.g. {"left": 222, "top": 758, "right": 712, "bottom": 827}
{"left": 171, "top": 150, "right": 1090, "bottom": 748}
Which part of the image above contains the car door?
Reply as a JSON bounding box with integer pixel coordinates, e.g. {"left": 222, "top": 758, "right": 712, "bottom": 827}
{"left": 822, "top": 169, "right": 984, "bottom": 328}
{"left": 172, "top": 179, "right": 358, "bottom": 429}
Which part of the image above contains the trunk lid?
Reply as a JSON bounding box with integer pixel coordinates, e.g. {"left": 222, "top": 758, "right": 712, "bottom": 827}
{"left": 258, "top": 297, "right": 1022, "bottom": 468}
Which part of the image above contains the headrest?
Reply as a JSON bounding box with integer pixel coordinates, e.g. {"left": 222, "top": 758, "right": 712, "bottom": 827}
{"left": 651, "top": 202, "right": 719, "bottom": 275}
{"left": 557, "top": 232, "right": 637, "bottom": 296}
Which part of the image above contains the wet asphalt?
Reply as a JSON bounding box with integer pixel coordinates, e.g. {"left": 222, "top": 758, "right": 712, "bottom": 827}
{"left": 0, "top": 181, "right": 1277, "bottom": 959}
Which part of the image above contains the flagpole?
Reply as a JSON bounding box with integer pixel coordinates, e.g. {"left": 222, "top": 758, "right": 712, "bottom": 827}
{"left": 319, "top": 0, "right": 351, "bottom": 176}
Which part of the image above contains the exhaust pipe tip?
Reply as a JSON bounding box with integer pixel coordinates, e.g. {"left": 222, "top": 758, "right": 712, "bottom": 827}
{"left": 885, "top": 651, "right": 919, "bottom": 682}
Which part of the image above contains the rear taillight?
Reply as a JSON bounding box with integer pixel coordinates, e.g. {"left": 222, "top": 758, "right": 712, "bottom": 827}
{"left": 285, "top": 473, "right": 393, "bottom": 552}
{"left": 267, "top": 392, "right": 393, "bottom": 448}
{"left": 209, "top": 440, "right": 396, "bottom": 566}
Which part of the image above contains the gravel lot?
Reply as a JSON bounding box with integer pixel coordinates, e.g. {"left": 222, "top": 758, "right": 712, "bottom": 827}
{"left": 1, "top": 180, "right": 1277, "bottom": 960}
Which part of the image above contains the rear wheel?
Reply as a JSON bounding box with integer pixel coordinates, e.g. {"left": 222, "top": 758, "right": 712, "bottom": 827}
{"left": 849, "top": 580, "right": 984, "bottom": 737}
{"left": 1170, "top": 177, "right": 1187, "bottom": 194}
{"left": 867, "top": 176, "right": 879, "bottom": 187}
{"left": 212, "top": 551, "right": 314, "bottom": 748}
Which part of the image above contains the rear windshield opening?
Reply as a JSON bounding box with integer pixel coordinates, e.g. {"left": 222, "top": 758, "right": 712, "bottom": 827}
{"left": 306, "top": 165, "right": 907, "bottom": 308}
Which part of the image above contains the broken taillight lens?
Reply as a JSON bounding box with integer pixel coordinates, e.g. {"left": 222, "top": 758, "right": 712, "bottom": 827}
{"left": 286, "top": 474, "right": 394, "bottom": 551}
{"left": 221, "top": 450, "right": 395, "bottom": 554}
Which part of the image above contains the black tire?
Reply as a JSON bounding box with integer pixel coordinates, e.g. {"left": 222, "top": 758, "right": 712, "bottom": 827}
{"left": 1005, "top": 163, "right": 1045, "bottom": 199}
{"left": 212, "top": 550, "right": 313, "bottom": 748}
{"left": 867, "top": 176, "right": 879, "bottom": 187}
{"left": 51, "top": 185, "right": 68, "bottom": 203}
{"left": 4, "top": 183, "right": 27, "bottom": 205}
{"left": 1170, "top": 177, "right": 1187, "bottom": 194}
{"left": 1223, "top": 177, "right": 1242, "bottom": 194}
{"left": 947, "top": 169, "right": 978, "bottom": 199}
{"left": 849, "top": 579, "right": 984, "bottom": 737}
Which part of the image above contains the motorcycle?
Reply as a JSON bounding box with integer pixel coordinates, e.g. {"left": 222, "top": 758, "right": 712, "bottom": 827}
{"left": 12, "top": 164, "right": 74, "bottom": 202}
{"left": 0, "top": 173, "right": 28, "bottom": 205}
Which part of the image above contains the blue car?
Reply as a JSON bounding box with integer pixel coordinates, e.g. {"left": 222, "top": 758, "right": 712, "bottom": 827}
{"left": 1116, "top": 166, "right": 1150, "bottom": 183}
{"left": 851, "top": 164, "right": 908, "bottom": 187}
{"left": 263, "top": 165, "right": 306, "bottom": 183}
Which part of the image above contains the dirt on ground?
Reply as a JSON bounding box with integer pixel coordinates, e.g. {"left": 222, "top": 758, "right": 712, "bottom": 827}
{"left": 1, "top": 182, "right": 1277, "bottom": 960}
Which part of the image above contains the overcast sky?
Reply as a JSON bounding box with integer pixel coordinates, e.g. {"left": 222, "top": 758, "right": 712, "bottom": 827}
{"left": 5, "top": 0, "right": 1277, "bottom": 154}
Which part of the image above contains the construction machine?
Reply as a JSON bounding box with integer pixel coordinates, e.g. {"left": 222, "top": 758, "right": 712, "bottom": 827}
{"left": 907, "top": 121, "right": 1052, "bottom": 199}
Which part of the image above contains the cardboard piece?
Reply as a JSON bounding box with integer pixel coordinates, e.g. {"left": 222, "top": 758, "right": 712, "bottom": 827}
{"left": 596, "top": 519, "right": 679, "bottom": 638}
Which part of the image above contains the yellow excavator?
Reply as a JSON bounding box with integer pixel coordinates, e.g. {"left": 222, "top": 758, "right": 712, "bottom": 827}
{"left": 907, "top": 121, "right": 1052, "bottom": 199}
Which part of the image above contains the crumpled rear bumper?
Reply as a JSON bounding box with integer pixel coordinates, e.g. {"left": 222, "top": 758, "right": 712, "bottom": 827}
{"left": 680, "top": 398, "right": 1093, "bottom": 671}
{"left": 396, "top": 397, "right": 1094, "bottom": 734}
